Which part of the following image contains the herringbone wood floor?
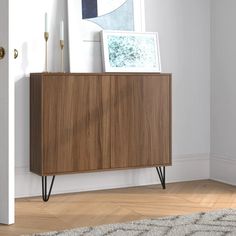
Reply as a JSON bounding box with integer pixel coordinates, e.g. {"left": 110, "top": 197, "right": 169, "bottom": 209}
{"left": 1, "top": 180, "right": 236, "bottom": 236}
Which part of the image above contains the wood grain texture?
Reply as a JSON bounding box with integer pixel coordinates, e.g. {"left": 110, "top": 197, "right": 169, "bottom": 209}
{"left": 111, "top": 74, "right": 171, "bottom": 168}
{"left": 30, "top": 74, "right": 43, "bottom": 175}
{"left": 42, "top": 75, "right": 111, "bottom": 175}
{"left": 30, "top": 73, "right": 171, "bottom": 176}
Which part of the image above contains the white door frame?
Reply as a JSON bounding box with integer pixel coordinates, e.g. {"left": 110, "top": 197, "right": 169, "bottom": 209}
{"left": 0, "top": 0, "right": 15, "bottom": 225}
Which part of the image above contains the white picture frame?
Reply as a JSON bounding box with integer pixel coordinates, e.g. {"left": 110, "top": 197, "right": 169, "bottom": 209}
{"left": 67, "top": 0, "right": 145, "bottom": 72}
{"left": 100, "top": 30, "right": 161, "bottom": 72}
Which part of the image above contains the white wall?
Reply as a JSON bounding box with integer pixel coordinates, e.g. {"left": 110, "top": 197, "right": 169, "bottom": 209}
{"left": 145, "top": 0, "right": 211, "bottom": 156}
{"left": 14, "top": 0, "right": 210, "bottom": 198}
{"left": 210, "top": 0, "right": 236, "bottom": 185}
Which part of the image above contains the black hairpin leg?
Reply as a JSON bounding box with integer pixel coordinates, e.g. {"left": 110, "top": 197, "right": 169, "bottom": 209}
{"left": 156, "top": 167, "right": 166, "bottom": 189}
{"left": 42, "top": 176, "right": 55, "bottom": 202}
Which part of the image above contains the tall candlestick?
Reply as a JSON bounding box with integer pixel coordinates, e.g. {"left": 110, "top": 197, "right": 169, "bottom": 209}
{"left": 60, "top": 21, "right": 64, "bottom": 40}
{"left": 60, "top": 39, "right": 64, "bottom": 73}
{"left": 44, "top": 13, "right": 49, "bottom": 72}
{"left": 45, "top": 13, "right": 48, "bottom": 33}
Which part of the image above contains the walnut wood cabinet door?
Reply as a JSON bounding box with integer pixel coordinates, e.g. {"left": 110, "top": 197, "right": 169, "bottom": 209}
{"left": 41, "top": 75, "right": 111, "bottom": 175}
{"left": 110, "top": 74, "right": 172, "bottom": 169}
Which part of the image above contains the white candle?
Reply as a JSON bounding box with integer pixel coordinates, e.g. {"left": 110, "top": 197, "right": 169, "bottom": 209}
{"left": 60, "top": 21, "right": 64, "bottom": 40}
{"left": 45, "top": 13, "right": 48, "bottom": 32}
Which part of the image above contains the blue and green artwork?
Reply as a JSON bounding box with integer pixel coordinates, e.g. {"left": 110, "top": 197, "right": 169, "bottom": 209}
{"left": 107, "top": 35, "right": 157, "bottom": 68}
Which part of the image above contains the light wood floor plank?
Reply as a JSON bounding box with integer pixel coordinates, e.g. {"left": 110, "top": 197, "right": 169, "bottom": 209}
{"left": 0, "top": 180, "right": 236, "bottom": 235}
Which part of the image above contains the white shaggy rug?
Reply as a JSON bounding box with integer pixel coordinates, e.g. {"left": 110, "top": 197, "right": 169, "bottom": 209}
{"left": 29, "top": 209, "right": 236, "bottom": 236}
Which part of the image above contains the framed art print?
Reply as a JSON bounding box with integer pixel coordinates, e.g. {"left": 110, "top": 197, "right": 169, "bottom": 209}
{"left": 68, "top": 0, "right": 145, "bottom": 72}
{"left": 100, "top": 30, "right": 161, "bottom": 72}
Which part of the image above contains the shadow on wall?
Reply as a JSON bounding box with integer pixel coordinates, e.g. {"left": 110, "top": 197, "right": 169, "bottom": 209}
{"left": 15, "top": 77, "right": 29, "bottom": 168}
{"left": 15, "top": 42, "right": 30, "bottom": 168}
{"left": 21, "top": 42, "right": 29, "bottom": 72}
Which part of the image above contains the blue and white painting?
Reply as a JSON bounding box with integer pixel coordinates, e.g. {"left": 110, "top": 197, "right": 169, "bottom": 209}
{"left": 101, "top": 31, "right": 161, "bottom": 72}
{"left": 68, "top": 0, "right": 145, "bottom": 72}
{"left": 107, "top": 35, "right": 157, "bottom": 68}
{"left": 82, "top": 0, "right": 134, "bottom": 31}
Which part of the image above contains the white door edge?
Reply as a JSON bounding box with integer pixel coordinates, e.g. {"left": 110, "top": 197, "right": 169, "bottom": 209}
{"left": 0, "top": 0, "right": 15, "bottom": 225}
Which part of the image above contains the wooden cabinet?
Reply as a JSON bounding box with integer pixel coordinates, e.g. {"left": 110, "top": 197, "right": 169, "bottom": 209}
{"left": 111, "top": 75, "right": 171, "bottom": 168}
{"left": 30, "top": 73, "right": 171, "bottom": 176}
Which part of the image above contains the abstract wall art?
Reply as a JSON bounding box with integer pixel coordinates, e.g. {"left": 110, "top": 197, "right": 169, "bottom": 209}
{"left": 68, "top": 0, "right": 145, "bottom": 72}
{"left": 82, "top": 0, "right": 134, "bottom": 31}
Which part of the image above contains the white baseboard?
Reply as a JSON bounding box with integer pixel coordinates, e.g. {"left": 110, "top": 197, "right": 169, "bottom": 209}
{"left": 15, "top": 153, "right": 210, "bottom": 198}
{"left": 210, "top": 153, "right": 236, "bottom": 186}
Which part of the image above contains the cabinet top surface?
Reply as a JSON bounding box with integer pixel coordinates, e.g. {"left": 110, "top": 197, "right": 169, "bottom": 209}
{"left": 30, "top": 72, "right": 172, "bottom": 77}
